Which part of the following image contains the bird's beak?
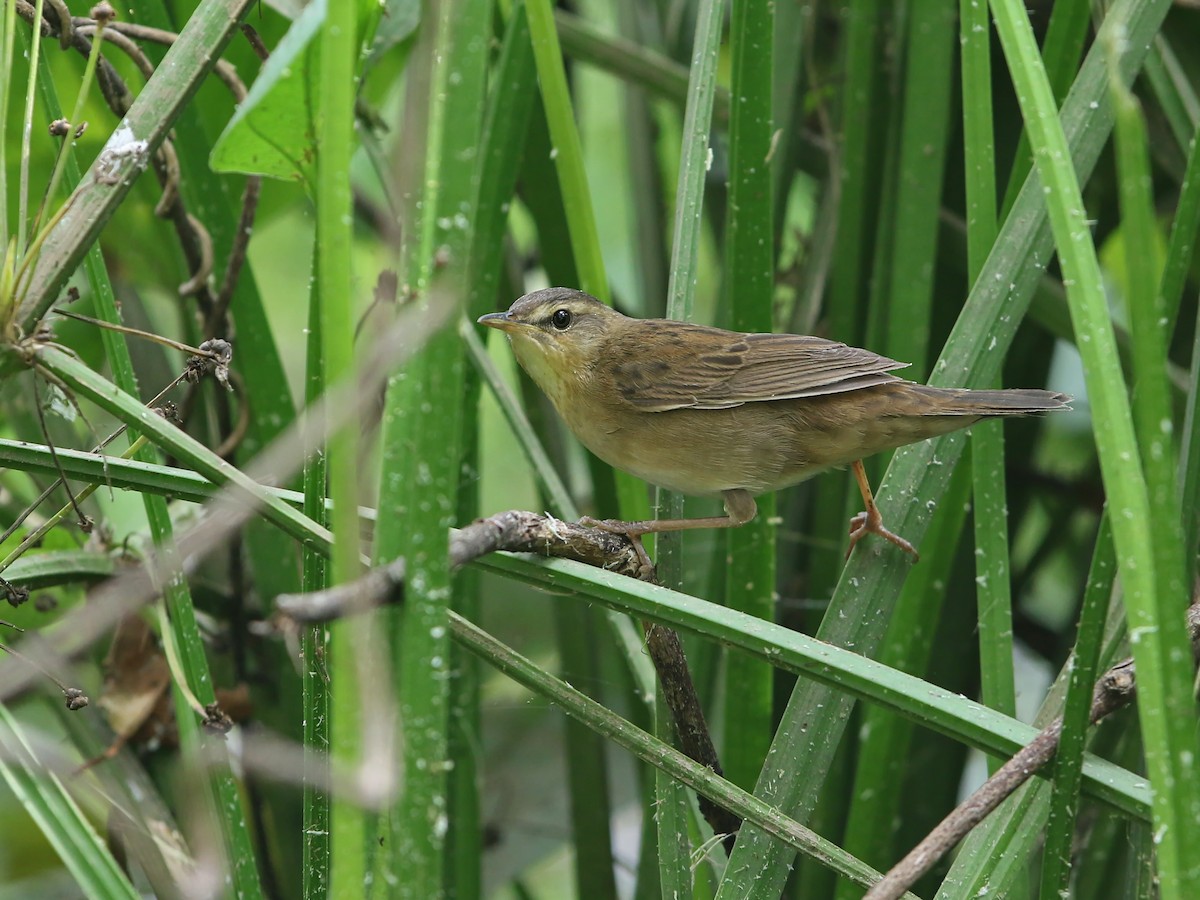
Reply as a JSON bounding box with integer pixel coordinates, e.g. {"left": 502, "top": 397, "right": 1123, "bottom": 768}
{"left": 477, "top": 311, "right": 520, "bottom": 333}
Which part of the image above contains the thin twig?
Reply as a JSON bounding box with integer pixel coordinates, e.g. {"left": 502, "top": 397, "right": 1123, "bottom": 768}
{"left": 0, "top": 636, "right": 87, "bottom": 710}
{"left": 206, "top": 176, "right": 260, "bottom": 335}
{"left": 211, "top": 370, "right": 250, "bottom": 459}
{"left": 0, "top": 372, "right": 183, "bottom": 551}
{"left": 30, "top": 373, "right": 90, "bottom": 531}
{"left": 51, "top": 307, "right": 219, "bottom": 357}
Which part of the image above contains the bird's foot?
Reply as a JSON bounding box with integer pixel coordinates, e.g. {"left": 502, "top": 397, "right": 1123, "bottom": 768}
{"left": 579, "top": 516, "right": 657, "bottom": 576}
{"left": 846, "top": 508, "right": 920, "bottom": 561}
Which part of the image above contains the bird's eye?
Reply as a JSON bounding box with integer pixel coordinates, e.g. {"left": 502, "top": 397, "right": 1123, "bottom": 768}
{"left": 551, "top": 308, "right": 573, "bottom": 330}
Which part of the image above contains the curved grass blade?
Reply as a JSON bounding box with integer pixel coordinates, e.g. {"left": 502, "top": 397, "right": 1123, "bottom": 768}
{"left": 714, "top": 0, "right": 1175, "bottom": 892}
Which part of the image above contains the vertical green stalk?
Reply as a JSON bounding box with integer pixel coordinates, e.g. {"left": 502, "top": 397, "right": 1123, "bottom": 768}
{"left": 453, "top": 5, "right": 533, "bottom": 897}
{"left": 301, "top": 248, "right": 330, "bottom": 898}
{"left": 432, "top": 4, "right": 491, "bottom": 896}
{"left": 1184, "top": 297, "right": 1200, "bottom": 579}
{"left": 1111, "top": 51, "right": 1186, "bottom": 624}
{"left": 17, "top": 0, "right": 46, "bottom": 253}
{"left": 962, "top": 0, "right": 1016, "bottom": 725}
{"left": 1040, "top": 517, "right": 1115, "bottom": 897}
{"left": 1158, "top": 118, "right": 1200, "bottom": 336}
{"left": 0, "top": 0, "right": 15, "bottom": 251}
{"left": 316, "top": 0, "right": 362, "bottom": 893}
{"left": 380, "top": 0, "right": 491, "bottom": 893}
{"left": 616, "top": 0, "right": 668, "bottom": 310}
{"left": 990, "top": 1, "right": 1200, "bottom": 894}
{"left": 654, "top": 689, "right": 694, "bottom": 898}
{"left": 825, "top": 1, "right": 879, "bottom": 347}
{"left": 657, "top": 0, "right": 726, "bottom": 884}
{"left": 722, "top": 0, "right": 774, "bottom": 793}
{"left": 882, "top": 0, "right": 955, "bottom": 378}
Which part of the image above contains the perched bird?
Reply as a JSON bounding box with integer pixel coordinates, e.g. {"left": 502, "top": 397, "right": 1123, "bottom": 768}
{"left": 479, "top": 287, "right": 1069, "bottom": 568}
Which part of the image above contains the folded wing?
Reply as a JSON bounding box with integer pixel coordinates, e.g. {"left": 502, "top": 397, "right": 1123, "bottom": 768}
{"left": 609, "top": 324, "right": 911, "bottom": 412}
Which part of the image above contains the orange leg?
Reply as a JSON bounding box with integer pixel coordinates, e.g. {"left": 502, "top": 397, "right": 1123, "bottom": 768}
{"left": 581, "top": 490, "right": 758, "bottom": 572}
{"left": 846, "top": 460, "right": 920, "bottom": 561}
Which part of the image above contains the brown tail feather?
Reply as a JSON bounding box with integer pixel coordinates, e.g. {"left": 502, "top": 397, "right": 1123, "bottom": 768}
{"left": 908, "top": 385, "right": 1072, "bottom": 417}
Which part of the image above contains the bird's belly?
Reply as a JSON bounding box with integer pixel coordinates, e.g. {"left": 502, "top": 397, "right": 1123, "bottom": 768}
{"left": 554, "top": 384, "right": 989, "bottom": 499}
{"left": 564, "top": 404, "right": 820, "bottom": 497}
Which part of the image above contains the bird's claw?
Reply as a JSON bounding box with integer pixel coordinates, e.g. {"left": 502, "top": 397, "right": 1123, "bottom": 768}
{"left": 846, "top": 509, "right": 920, "bottom": 561}
{"left": 578, "top": 516, "right": 657, "bottom": 577}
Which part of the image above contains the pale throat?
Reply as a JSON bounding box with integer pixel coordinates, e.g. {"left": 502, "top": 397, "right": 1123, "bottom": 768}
{"left": 510, "top": 334, "right": 577, "bottom": 409}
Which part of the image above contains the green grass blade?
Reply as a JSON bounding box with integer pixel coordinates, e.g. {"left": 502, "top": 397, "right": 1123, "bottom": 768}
{"left": 882, "top": 0, "right": 956, "bottom": 377}
{"left": 1040, "top": 515, "right": 1116, "bottom": 897}
{"left": 28, "top": 352, "right": 330, "bottom": 546}
{"left": 714, "top": 1, "right": 1173, "bottom": 892}
{"left": 836, "top": 462, "right": 972, "bottom": 893}
{"left": 313, "top": 2, "right": 367, "bottom": 895}
{"left": 0, "top": 705, "right": 139, "bottom": 899}
{"left": 1111, "top": 27, "right": 1189, "bottom": 706}
{"left": 0, "top": 439, "right": 327, "bottom": 516}
{"left": 960, "top": 0, "right": 1016, "bottom": 728}
{"left": 1185, "top": 299, "right": 1200, "bottom": 576}
{"left": 655, "top": 0, "right": 727, "bottom": 884}
{"left": 615, "top": 0, "right": 669, "bottom": 312}
{"left": 825, "top": 0, "right": 880, "bottom": 349}
{"left": 473, "top": 550, "right": 1150, "bottom": 820}
{"left": 449, "top": 611, "right": 914, "bottom": 896}
{"left": 1141, "top": 38, "right": 1198, "bottom": 154}
{"left": 806, "top": 0, "right": 883, "bottom": 599}
{"left": 301, "top": 239, "right": 330, "bottom": 899}
{"left": 721, "top": 0, "right": 776, "bottom": 794}
{"left": 525, "top": 0, "right": 608, "bottom": 303}
{"left": 990, "top": 2, "right": 1200, "bottom": 895}
{"left": 1157, "top": 105, "right": 1200, "bottom": 337}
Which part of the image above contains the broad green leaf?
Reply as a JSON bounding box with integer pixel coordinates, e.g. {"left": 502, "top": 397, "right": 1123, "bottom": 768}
{"left": 210, "top": 0, "right": 326, "bottom": 184}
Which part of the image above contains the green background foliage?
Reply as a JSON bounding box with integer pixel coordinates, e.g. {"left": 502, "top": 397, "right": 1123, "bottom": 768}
{"left": 1, "top": 0, "right": 1199, "bottom": 896}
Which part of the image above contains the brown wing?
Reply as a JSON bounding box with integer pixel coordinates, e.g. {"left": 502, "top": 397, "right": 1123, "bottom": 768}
{"left": 607, "top": 322, "right": 909, "bottom": 412}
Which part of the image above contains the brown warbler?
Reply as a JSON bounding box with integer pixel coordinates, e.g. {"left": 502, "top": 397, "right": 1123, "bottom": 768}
{"left": 479, "top": 287, "right": 1069, "bottom": 565}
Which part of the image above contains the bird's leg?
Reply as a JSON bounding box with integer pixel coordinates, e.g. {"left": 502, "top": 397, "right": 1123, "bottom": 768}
{"left": 847, "top": 460, "right": 920, "bottom": 561}
{"left": 581, "top": 490, "right": 758, "bottom": 570}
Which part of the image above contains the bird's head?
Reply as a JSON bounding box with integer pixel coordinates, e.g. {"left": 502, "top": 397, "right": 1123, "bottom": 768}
{"left": 478, "top": 288, "right": 622, "bottom": 396}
